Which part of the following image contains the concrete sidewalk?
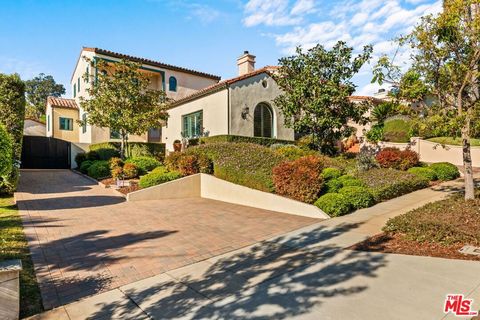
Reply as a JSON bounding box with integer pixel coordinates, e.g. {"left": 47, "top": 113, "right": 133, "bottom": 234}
{"left": 30, "top": 178, "right": 479, "bottom": 320}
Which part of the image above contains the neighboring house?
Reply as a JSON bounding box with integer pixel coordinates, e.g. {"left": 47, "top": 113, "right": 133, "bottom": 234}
{"left": 347, "top": 96, "right": 384, "bottom": 139}
{"left": 163, "top": 51, "right": 295, "bottom": 151}
{"left": 46, "top": 47, "right": 221, "bottom": 145}
{"left": 23, "top": 118, "right": 46, "bottom": 136}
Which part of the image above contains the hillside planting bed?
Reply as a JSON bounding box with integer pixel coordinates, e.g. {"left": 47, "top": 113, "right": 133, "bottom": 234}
{"left": 351, "top": 192, "right": 480, "bottom": 261}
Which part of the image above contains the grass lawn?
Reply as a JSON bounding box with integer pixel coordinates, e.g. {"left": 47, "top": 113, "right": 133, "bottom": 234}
{"left": 427, "top": 136, "right": 480, "bottom": 146}
{"left": 0, "top": 196, "right": 43, "bottom": 318}
{"left": 383, "top": 118, "right": 411, "bottom": 143}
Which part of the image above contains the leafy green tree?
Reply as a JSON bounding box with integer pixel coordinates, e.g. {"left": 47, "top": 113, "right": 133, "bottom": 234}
{"left": 0, "top": 73, "right": 26, "bottom": 194}
{"left": 0, "top": 124, "right": 12, "bottom": 177}
{"left": 377, "top": 0, "right": 479, "bottom": 199}
{"left": 273, "top": 41, "right": 373, "bottom": 154}
{"left": 80, "top": 58, "right": 169, "bottom": 159}
{"left": 25, "top": 73, "right": 65, "bottom": 119}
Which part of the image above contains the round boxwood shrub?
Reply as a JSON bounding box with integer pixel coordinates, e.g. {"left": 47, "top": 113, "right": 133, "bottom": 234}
{"left": 74, "top": 152, "right": 87, "bottom": 168}
{"left": 125, "top": 156, "right": 161, "bottom": 175}
{"left": 323, "top": 178, "right": 343, "bottom": 193}
{"left": 339, "top": 186, "right": 375, "bottom": 209}
{"left": 139, "top": 170, "right": 182, "bottom": 188}
{"left": 314, "top": 193, "right": 351, "bottom": 217}
{"left": 429, "top": 162, "right": 460, "bottom": 181}
{"left": 321, "top": 167, "right": 342, "bottom": 181}
{"left": 95, "top": 147, "right": 119, "bottom": 161}
{"left": 87, "top": 161, "right": 110, "bottom": 179}
{"left": 86, "top": 150, "right": 100, "bottom": 161}
{"left": 79, "top": 160, "right": 93, "bottom": 174}
{"left": 407, "top": 167, "right": 437, "bottom": 181}
{"left": 338, "top": 175, "right": 364, "bottom": 187}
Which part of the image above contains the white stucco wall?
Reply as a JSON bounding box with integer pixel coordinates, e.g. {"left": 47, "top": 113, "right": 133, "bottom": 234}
{"left": 162, "top": 89, "right": 229, "bottom": 151}
{"left": 24, "top": 120, "right": 46, "bottom": 136}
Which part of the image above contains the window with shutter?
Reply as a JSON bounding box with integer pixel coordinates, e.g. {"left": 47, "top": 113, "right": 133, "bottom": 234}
{"left": 253, "top": 103, "right": 273, "bottom": 138}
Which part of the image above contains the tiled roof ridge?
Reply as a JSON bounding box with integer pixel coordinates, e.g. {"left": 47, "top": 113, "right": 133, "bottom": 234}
{"left": 47, "top": 96, "right": 79, "bottom": 109}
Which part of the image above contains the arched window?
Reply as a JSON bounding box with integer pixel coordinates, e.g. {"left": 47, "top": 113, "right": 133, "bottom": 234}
{"left": 169, "top": 76, "right": 177, "bottom": 92}
{"left": 253, "top": 103, "right": 273, "bottom": 138}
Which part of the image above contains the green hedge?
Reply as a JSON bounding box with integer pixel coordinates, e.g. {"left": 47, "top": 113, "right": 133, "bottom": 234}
{"left": 407, "top": 167, "right": 437, "bottom": 181}
{"left": 429, "top": 162, "right": 460, "bottom": 181}
{"left": 339, "top": 186, "right": 375, "bottom": 209}
{"left": 314, "top": 193, "right": 351, "bottom": 217}
{"left": 139, "top": 169, "right": 182, "bottom": 188}
{"left": 356, "top": 168, "right": 429, "bottom": 202}
{"left": 89, "top": 142, "right": 166, "bottom": 161}
{"left": 0, "top": 125, "right": 12, "bottom": 177}
{"left": 383, "top": 119, "right": 411, "bottom": 143}
{"left": 187, "top": 142, "right": 285, "bottom": 192}
{"left": 0, "top": 74, "right": 25, "bottom": 194}
{"left": 189, "top": 135, "right": 294, "bottom": 148}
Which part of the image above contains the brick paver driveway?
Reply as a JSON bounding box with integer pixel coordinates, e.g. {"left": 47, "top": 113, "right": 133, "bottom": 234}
{"left": 16, "top": 170, "right": 318, "bottom": 309}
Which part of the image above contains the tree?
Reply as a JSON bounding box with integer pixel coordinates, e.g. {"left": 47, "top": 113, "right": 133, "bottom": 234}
{"left": 79, "top": 58, "right": 169, "bottom": 159}
{"left": 0, "top": 73, "right": 26, "bottom": 194}
{"left": 273, "top": 41, "right": 373, "bottom": 154}
{"left": 24, "top": 73, "right": 65, "bottom": 120}
{"left": 382, "top": 0, "right": 479, "bottom": 200}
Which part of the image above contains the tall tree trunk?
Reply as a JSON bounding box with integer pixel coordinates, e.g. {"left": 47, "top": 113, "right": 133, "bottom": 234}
{"left": 462, "top": 121, "right": 475, "bottom": 200}
{"left": 120, "top": 131, "right": 127, "bottom": 160}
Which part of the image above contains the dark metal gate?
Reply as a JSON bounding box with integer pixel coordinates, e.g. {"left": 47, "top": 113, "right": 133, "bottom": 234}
{"left": 21, "top": 136, "right": 71, "bottom": 169}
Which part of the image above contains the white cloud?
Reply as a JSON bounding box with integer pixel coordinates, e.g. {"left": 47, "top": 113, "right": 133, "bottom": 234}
{"left": 0, "top": 56, "right": 43, "bottom": 80}
{"left": 243, "top": 0, "right": 317, "bottom": 27}
{"left": 291, "top": 0, "right": 316, "bottom": 15}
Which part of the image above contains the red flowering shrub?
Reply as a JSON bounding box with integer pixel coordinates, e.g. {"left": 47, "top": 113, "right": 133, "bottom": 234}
{"left": 166, "top": 152, "right": 213, "bottom": 176}
{"left": 122, "top": 163, "right": 139, "bottom": 179}
{"left": 272, "top": 155, "right": 324, "bottom": 204}
{"left": 376, "top": 147, "right": 419, "bottom": 170}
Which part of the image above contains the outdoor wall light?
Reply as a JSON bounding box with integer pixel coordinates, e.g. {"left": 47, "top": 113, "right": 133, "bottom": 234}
{"left": 241, "top": 105, "right": 250, "bottom": 120}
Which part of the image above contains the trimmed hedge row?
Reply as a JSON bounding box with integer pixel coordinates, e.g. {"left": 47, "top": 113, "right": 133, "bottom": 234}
{"left": 139, "top": 166, "right": 182, "bottom": 188}
{"left": 89, "top": 142, "right": 166, "bottom": 161}
{"left": 189, "top": 135, "right": 294, "bottom": 148}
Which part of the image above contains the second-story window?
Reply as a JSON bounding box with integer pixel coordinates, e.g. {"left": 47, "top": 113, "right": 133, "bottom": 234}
{"left": 78, "top": 77, "right": 80, "bottom": 92}
{"left": 169, "top": 76, "right": 177, "bottom": 92}
{"left": 85, "top": 66, "right": 89, "bottom": 83}
{"left": 73, "top": 84, "right": 76, "bottom": 98}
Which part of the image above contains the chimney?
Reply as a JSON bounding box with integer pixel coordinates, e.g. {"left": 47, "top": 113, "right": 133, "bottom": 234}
{"left": 237, "top": 51, "right": 256, "bottom": 76}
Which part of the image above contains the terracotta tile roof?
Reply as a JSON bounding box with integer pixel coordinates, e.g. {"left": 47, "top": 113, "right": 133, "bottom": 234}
{"left": 170, "top": 66, "right": 278, "bottom": 107}
{"left": 83, "top": 47, "right": 221, "bottom": 81}
{"left": 349, "top": 95, "right": 384, "bottom": 104}
{"left": 47, "top": 97, "right": 78, "bottom": 110}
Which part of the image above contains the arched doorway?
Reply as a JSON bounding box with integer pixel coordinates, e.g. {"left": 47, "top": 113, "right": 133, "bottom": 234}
{"left": 253, "top": 103, "right": 273, "bottom": 138}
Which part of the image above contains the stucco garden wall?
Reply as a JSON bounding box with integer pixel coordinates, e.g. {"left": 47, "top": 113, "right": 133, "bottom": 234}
{"left": 229, "top": 73, "right": 294, "bottom": 141}
{"left": 379, "top": 137, "right": 480, "bottom": 167}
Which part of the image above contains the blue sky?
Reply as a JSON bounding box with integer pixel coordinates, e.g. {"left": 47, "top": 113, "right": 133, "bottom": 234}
{"left": 0, "top": 0, "right": 441, "bottom": 97}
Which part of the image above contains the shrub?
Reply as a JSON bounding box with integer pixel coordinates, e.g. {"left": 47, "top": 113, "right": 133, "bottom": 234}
{"left": 272, "top": 155, "right": 324, "bottom": 204}
{"left": 429, "top": 162, "right": 460, "bottom": 181}
{"left": 128, "top": 143, "right": 152, "bottom": 158}
{"left": 164, "top": 152, "right": 183, "bottom": 171}
{"left": 86, "top": 150, "right": 100, "bottom": 161}
{"left": 151, "top": 166, "right": 168, "bottom": 174}
{"left": 383, "top": 193, "right": 480, "bottom": 245}
{"left": 125, "top": 157, "right": 161, "bottom": 175}
{"left": 0, "top": 124, "right": 12, "bottom": 176}
{"left": 139, "top": 170, "right": 182, "bottom": 188}
{"left": 398, "top": 149, "right": 419, "bottom": 170}
{"left": 111, "top": 166, "right": 123, "bottom": 179}
{"left": 339, "top": 186, "right": 375, "bottom": 209}
{"left": 188, "top": 143, "right": 285, "bottom": 192}
{"left": 376, "top": 147, "right": 419, "bottom": 170}
{"left": 196, "top": 134, "right": 293, "bottom": 147}
{"left": 0, "top": 73, "right": 25, "bottom": 194}
{"left": 297, "top": 135, "right": 314, "bottom": 150}
{"left": 338, "top": 175, "right": 364, "bottom": 187}
{"left": 74, "top": 152, "right": 87, "bottom": 168}
{"left": 407, "top": 167, "right": 437, "bottom": 181}
{"left": 314, "top": 193, "right": 351, "bottom": 217}
{"left": 323, "top": 178, "right": 343, "bottom": 193}
{"left": 383, "top": 119, "right": 411, "bottom": 143}
{"left": 356, "top": 146, "right": 379, "bottom": 171}
{"left": 356, "top": 168, "right": 429, "bottom": 202}
{"left": 109, "top": 157, "right": 124, "bottom": 170}
{"left": 321, "top": 168, "right": 342, "bottom": 181}
{"left": 165, "top": 152, "right": 213, "bottom": 176}
{"left": 273, "top": 145, "right": 317, "bottom": 161}
{"left": 87, "top": 160, "right": 110, "bottom": 179}
{"left": 90, "top": 142, "right": 166, "bottom": 161}
{"left": 122, "top": 163, "right": 139, "bottom": 179}
{"left": 376, "top": 147, "right": 401, "bottom": 169}
{"left": 365, "top": 124, "right": 384, "bottom": 143}
{"left": 95, "top": 148, "right": 119, "bottom": 161}
{"left": 79, "top": 160, "right": 93, "bottom": 174}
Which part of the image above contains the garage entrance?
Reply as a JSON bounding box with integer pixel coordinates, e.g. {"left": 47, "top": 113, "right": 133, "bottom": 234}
{"left": 21, "top": 136, "right": 71, "bottom": 169}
